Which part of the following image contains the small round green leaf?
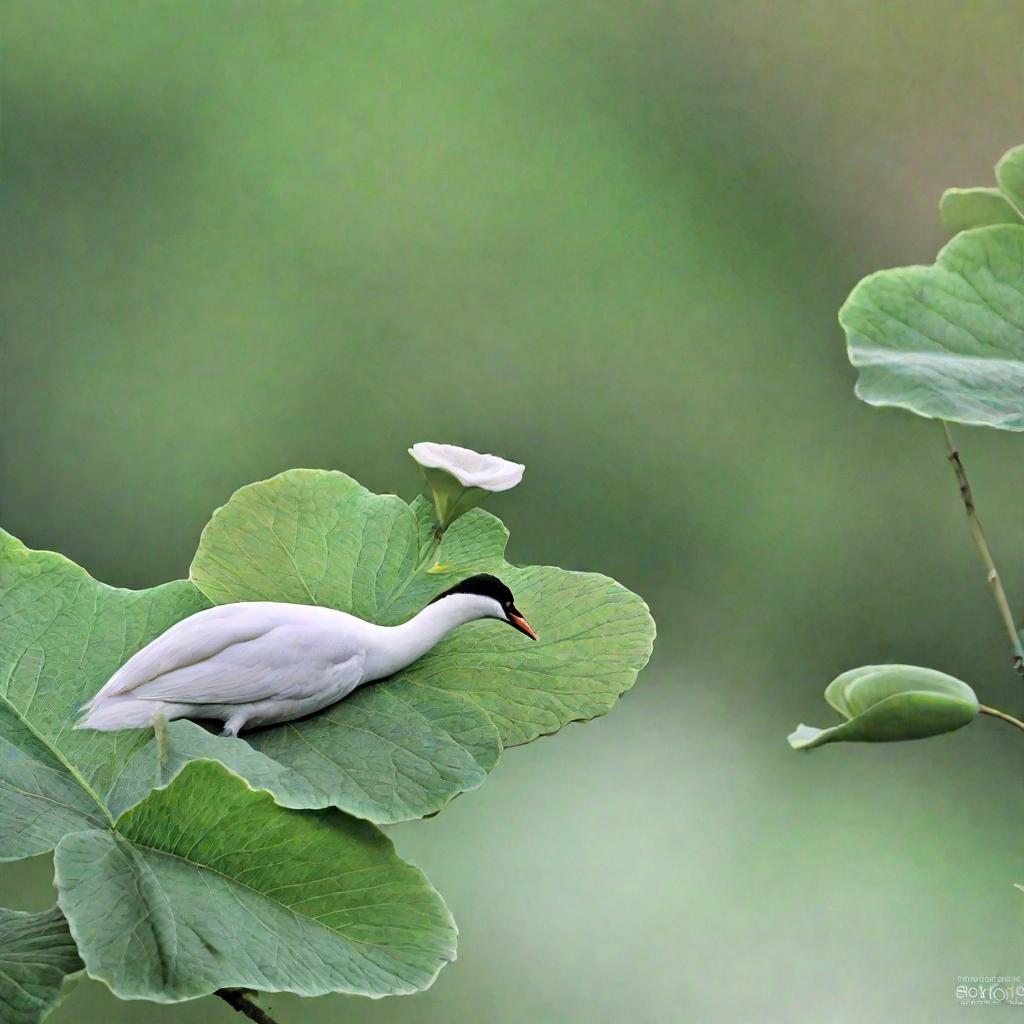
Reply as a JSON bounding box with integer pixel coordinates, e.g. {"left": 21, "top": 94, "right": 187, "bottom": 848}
{"left": 788, "top": 665, "right": 979, "bottom": 750}
{"left": 939, "top": 187, "right": 1022, "bottom": 234}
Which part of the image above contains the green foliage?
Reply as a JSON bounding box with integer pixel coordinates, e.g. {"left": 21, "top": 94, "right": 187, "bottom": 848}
{"left": 794, "top": 143, "right": 1024, "bottom": 764}
{"left": 0, "top": 906, "right": 81, "bottom": 1024}
{"left": 841, "top": 143, "right": 1024, "bottom": 431}
{"left": 0, "top": 464, "right": 653, "bottom": 1015}
{"left": 0, "top": 521, "right": 457, "bottom": 1001}
{"left": 789, "top": 666, "right": 979, "bottom": 750}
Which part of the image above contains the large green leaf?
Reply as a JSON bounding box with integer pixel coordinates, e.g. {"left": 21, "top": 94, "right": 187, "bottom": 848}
{"left": 189, "top": 470, "right": 655, "bottom": 818}
{"left": 56, "top": 759, "right": 455, "bottom": 1002}
{"left": 0, "top": 906, "right": 82, "bottom": 1024}
{"left": 0, "top": 529, "right": 208, "bottom": 858}
{"left": 840, "top": 224, "right": 1024, "bottom": 430}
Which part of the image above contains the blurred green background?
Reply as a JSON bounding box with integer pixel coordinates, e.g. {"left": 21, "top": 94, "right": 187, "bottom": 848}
{"left": 4, "top": 2, "right": 1024, "bottom": 1020}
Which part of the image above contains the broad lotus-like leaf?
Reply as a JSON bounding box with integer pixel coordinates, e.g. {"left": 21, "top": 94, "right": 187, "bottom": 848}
{"left": 840, "top": 224, "right": 1024, "bottom": 430}
{"left": 189, "top": 469, "right": 655, "bottom": 820}
{"left": 788, "top": 665, "right": 979, "bottom": 751}
{"left": 0, "top": 906, "right": 82, "bottom": 1024}
{"left": 56, "top": 759, "right": 455, "bottom": 1002}
{"left": 939, "top": 187, "right": 1022, "bottom": 234}
{"left": 0, "top": 528, "right": 207, "bottom": 858}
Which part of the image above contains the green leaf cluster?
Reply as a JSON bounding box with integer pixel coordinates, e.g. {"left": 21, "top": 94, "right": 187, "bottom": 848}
{"left": 0, "top": 469, "right": 654, "bottom": 1018}
{"left": 840, "top": 145, "right": 1024, "bottom": 430}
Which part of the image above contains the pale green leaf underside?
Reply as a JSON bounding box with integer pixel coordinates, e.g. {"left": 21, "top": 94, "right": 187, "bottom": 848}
{"left": 56, "top": 760, "right": 456, "bottom": 1002}
{"left": 840, "top": 224, "right": 1024, "bottom": 430}
{"left": 190, "top": 470, "right": 655, "bottom": 815}
{"left": 0, "top": 905, "right": 82, "bottom": 1024}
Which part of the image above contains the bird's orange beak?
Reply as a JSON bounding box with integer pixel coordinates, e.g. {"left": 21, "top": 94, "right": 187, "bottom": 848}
{"left": 508, "top": 611, "right": 538, "bottom": 640}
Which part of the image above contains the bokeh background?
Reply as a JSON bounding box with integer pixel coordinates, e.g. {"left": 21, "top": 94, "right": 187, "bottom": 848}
{"left": 4, "top": 2, "right": 1024, "bottom": 1020}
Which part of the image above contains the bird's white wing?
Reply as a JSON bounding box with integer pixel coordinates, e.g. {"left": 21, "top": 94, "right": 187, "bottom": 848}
{"left": 86, "top": 603, "right": 358, "bottom": 706}
{"left": 127, "top": 623, "right": 364, "bottom": 705}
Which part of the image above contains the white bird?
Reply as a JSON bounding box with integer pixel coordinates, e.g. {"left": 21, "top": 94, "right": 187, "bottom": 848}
{"left": 77, "top": 574, "right": 537, "bottom": 735}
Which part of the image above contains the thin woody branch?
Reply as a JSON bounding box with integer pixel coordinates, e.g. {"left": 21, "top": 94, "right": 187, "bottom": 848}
{"left": 942, "top": 422, "right": 1024, "bottom": 676}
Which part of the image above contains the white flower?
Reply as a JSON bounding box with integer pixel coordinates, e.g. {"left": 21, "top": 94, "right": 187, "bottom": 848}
{"left": 409, "top": 442, "right": 525, "bottom": 532}
{"left": 409, "top": 443, "right": 524, "bottom": 492}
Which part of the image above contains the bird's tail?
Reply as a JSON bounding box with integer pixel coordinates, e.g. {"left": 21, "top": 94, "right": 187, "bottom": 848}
{"left": 75, "top": 697, "right": 184, "bottom": 732}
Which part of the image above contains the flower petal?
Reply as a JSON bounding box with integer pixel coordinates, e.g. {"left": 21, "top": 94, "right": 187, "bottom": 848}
{"left": 409, "top": 442, "right": 524, "bottom": 492}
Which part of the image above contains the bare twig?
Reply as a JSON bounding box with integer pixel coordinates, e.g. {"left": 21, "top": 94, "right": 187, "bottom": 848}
{"left": 216, "top": 989, "right": 282, "bottom": 1024}
{"left": 942, "top": 422, "right": 1024, "bottom": 676}
{"left": 979, "top": 704, "right": 1024, "bottom": 734}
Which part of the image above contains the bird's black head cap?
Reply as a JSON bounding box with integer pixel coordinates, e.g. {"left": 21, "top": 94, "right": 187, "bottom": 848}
{"left": 432, "top": 573, "right": 514, "bottom": 606}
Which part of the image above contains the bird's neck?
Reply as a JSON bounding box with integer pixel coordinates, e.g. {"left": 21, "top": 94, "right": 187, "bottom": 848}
{"left": 364, "top": 594, "right": 496, "bottom": 680}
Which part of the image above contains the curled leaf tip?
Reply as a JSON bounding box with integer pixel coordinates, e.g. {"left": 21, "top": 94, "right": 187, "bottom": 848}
{"left": 787, "top": 724, "right": 832, "bottom": 751}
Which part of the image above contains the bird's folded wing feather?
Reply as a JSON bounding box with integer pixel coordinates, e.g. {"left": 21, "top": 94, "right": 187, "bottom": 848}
{"left": 129, "top": 639, "right": 363, "bottom": 704}
{"left": 88, "top": 604, "right": 360, "bottom": 706}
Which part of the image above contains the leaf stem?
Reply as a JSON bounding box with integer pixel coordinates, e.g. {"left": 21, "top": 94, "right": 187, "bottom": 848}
{"left": 942, "top": 422, "right": 1024, "bottom": 676}
{"left": 979, "top": 704, "right": 1024, "bottom": 734}
{"left": 216, "top": 989, "right": 282, "bottom": 1024}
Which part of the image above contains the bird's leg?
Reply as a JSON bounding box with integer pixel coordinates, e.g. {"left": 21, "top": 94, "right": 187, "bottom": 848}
{"left": 221, "top": 712, "right": 247, "bottom": 738}
{"left": 153, "top": 712, "right": 170, "bottom": 777}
